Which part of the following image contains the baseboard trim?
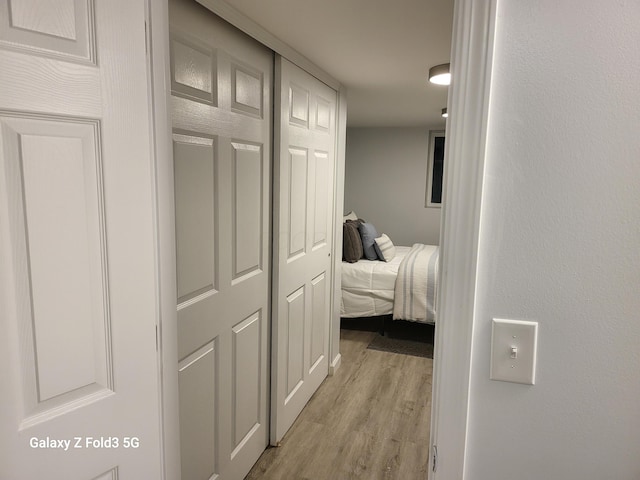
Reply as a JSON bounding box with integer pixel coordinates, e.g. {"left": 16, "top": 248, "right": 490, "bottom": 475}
{"left": 329, "top": 353, "right": 342, "bottom": 376}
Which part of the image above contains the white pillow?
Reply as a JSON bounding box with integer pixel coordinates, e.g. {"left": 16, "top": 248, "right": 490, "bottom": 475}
{"left": 374, "top": 233, "right": 396, "bottom": 262}
{"left": 343, "top": 211, "right": 358, "bottom": 222}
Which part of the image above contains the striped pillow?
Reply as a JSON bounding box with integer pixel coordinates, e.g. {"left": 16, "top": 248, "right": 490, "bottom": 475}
{"left": 374, "top": 233, "right": 396, "bottom": 262}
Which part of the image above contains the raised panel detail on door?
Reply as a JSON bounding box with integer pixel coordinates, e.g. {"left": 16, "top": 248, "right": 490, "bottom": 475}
{"left": 315, "top": 97, "right": 331, "bottom": 131}
{"left": 92, "top": 467, "right": 118, "bottom": 480}
{"left": 178, "top": 341, "right": 217, "bottom": 480}
{"left": 170, "top": 33, "right": 216, "bottom": 105}
{"left": 0, "top": 114, "right": 112, "bottom": 426}
{"left": 313, "top": 151, "right": 329, "bottom": 249}
{"left": 232, "top": 142, "right": 262, "bottom": 282}
{"left": 0, "top": 0, "right": 96, "bottom": 63}
{"left": 310, "top": 273, "right": 327, "bottom": 372}
{"left": 289, "top": 83, "right": 309, "bottom": 127}
{"left": 173, "top": 133, "right": 217, "bottom": 304}
{"left": 12, "top": 0, "right": 76, "bottom": 38}
{"left": 231, "top": 63, "right": 262, "bottom": 117}
{"left": 288, "top": 148, "right": 308, "bottom": 260}
{"left": 232, "top": 312, "right": 261, "bottom": 453}
{"left": 286, "top": 287, "right": 305, "bottom": 401}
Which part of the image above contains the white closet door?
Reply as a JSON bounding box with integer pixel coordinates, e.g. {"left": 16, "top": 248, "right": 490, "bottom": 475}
{"left": 272, "top": 56, "right": 337, "bottom": 442}
{"left": 169, "top": 1, "right": 272, "bottom": 478}
{"left": 0, "top": 1, "right": 162, "bottom": 479}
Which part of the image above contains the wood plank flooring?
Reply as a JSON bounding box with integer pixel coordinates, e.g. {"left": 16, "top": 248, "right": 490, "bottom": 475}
{"left": 245, "top": 324, "right": 433, "bottom": 480}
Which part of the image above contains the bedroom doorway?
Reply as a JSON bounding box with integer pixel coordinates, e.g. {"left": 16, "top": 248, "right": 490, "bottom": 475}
{"left": 156, "top": 0, "right": 490, "bottom": 478}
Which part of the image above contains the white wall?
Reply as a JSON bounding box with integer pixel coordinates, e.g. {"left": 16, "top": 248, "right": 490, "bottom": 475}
{"left": 466, "top": 1, "right": 640, "bottom": 478}
{"left": 345, "top": 127, "right": 441, "bottom": 246}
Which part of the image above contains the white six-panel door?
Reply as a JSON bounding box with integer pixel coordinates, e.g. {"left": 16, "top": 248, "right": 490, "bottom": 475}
{"left": 169, "top": 0, "right": 272, "bottom": 478}
{"left": 272, "top": 57, "right": 337, "bottom": 443}
{"left": 0, "top": 1, "right": 162, "bottom": 479}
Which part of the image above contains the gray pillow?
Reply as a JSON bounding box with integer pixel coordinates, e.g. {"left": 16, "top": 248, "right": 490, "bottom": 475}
{"left": 342, "top": 220, "right": 363, "bottom": 263}
{"left": 358, "top": 222, "right": 379, "bottom": 260}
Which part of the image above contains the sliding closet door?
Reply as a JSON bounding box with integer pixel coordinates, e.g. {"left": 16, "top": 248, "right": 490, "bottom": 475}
{"left": 272, "top": 57, "right": 337, "bottom": 442}
{"left": 169, "top": 1, "right": 272, "bottom": 478}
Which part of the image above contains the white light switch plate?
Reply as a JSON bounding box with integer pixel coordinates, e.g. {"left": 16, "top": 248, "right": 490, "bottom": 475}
{"left": 490, "top": 318, "right": 538, "bottom": 385}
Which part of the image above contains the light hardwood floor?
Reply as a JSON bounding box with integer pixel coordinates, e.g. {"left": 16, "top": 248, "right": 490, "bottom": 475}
{"left": 246, "top": 324, "right": 433, "bottom": 480}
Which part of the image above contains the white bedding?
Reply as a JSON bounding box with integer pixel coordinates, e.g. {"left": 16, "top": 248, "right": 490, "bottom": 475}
{"left": 340, "top": 246, "right": 412, "bottom": 318}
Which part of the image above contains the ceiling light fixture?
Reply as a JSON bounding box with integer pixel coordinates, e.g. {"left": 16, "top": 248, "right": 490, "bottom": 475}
{"left": 441, "top": 108, "right": 448, "bottom": 118}
{"left": 429, "top": 63, "right": 451, "bottom": 85}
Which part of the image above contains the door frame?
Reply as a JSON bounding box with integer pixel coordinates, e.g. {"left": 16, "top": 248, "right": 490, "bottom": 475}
{"left": 147, "top": 1, "right": 181, "bottom": 479}
{"left": 428, "top": 0, "right": 497, "bottom": 478}
{"left": 148, "top": 0, "right": 499, "bottom": 478}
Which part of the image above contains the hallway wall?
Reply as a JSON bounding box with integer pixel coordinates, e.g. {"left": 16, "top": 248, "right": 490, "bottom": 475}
{"left": 466, "top": 1, "right": 640, "bottom": 478}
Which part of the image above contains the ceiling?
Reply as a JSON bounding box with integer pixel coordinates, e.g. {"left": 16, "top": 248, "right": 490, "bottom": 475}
{"left": 221, "top": 0, "right": 454, "bottom": 128}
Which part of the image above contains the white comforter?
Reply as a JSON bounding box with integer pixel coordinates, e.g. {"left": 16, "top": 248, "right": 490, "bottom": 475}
{"left": 340, "top": 246, "right": 411, "bottom": 318}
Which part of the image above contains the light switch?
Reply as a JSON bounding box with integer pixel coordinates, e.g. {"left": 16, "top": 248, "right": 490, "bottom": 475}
{"left": 490, "top": 318, "right": 538, "bottom": 385}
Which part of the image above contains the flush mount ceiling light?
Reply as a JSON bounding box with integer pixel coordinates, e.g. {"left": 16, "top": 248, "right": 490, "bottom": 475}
{"left": 441, "top": 108, "right": 448, "bottom": 118}
{"left": 429, "top": 63, "right": 451, "bottom": 85}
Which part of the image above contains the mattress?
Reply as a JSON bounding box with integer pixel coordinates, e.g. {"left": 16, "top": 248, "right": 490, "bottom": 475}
{"left": 340, "top": 246, "right": 411, "bottom": 318}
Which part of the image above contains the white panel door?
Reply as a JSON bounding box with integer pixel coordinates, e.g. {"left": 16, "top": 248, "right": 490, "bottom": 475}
{"left": 169, "top": 1, "right": 272, "bottom": 479}
{"left": 272, "top": 57, "right": 337, "bottom": 442}
{"left": 0, "top": 1, "right": 162, "bottom": 479}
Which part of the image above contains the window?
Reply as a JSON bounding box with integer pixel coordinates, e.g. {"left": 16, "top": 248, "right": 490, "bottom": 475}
{"left": 425, "top": 130, "right": 445, "bottom": 208}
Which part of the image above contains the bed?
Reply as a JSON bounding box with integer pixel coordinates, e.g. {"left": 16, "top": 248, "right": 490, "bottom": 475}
{"left": 340, "top": 243, "right": 439, "bottom": 324}
{"left": 341, "top": 246, "right": 411, "bottom": 318}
